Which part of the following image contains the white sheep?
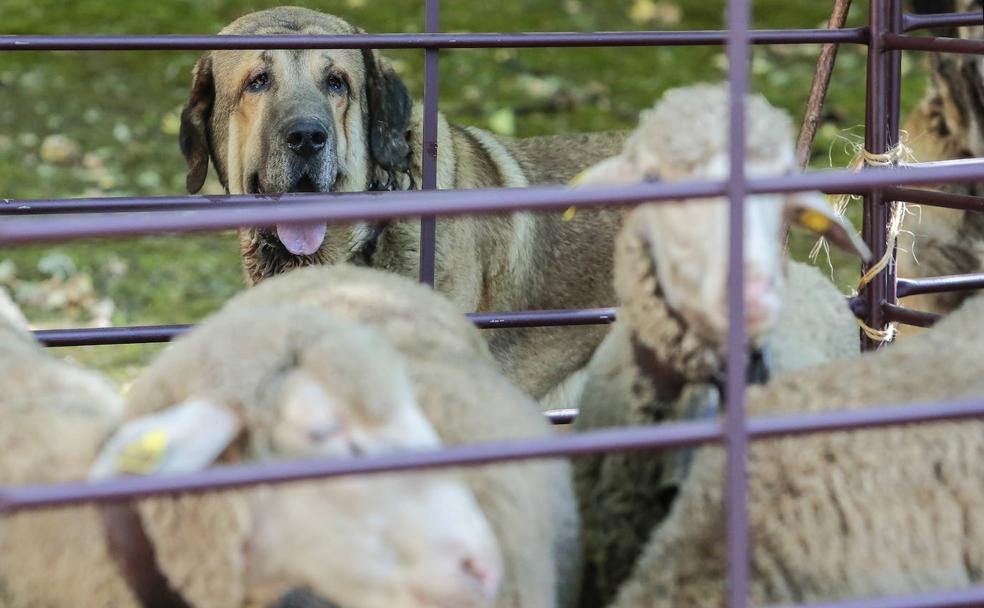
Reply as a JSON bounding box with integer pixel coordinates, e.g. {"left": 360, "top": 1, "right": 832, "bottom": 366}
{"left": 569, "top": 83, "right": 870, "bottom": 606}
{"left": 0, "top": 287, "right": 132, "bottom": 606}
{"left": 118, "top": 264, "right": 580, "bottom": 608}
{"left": 0, "top": 286, "right": 123, "bottom": 489}
{"left": 2, "top": 301, "right": 504, "bottom": 608}
{"left": 611, "top": 289, "right": 984, "bottom": 607}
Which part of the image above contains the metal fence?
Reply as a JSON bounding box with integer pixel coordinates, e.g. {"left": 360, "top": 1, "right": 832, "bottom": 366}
{"left": 2, "top": 1, "right": 984, "bottom": 606}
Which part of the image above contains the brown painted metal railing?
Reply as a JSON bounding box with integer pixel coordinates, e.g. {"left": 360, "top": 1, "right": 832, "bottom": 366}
{"left": 2, "top": 3, "right": 984, "bottom": 608}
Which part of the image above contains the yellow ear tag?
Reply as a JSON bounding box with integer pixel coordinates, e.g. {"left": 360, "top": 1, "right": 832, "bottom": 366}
{"left": 562, "top": 206, "right": 577, "bottom": 221}
{"left": 115, "top": 429, "right": 169, "bottom": 475}
{"left": 799, "top": 209, "right": 832, "bottom": 234}
{"left": 568, "top": 167, "right": 590, "bottom": 186}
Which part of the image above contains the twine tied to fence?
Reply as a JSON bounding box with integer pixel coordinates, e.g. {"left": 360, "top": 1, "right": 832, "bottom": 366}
{"left": 810, "top": 139, "right": 915, "bottom": 342}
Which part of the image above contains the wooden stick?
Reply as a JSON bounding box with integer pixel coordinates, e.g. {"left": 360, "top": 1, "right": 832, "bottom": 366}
{"left": 796, "top": 0, "right": 854, "bottom": 170}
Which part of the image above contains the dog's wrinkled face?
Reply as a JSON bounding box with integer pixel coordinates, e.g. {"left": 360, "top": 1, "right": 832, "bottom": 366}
{"left": 179, "top": 7, "right": 413, "bottom": 281}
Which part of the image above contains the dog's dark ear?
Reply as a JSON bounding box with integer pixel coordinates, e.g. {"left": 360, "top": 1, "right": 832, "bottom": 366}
{"left": 909, "top": 0, "right": 959, "bottom": 35}
{"left": 179, "top": 55, "right": 215, "bottom": 194}
{"left": 910, "top": 0, "right": 954, "bottom": 14}
{"left": 361, "top": 49, "right": 412, "bottom": 177}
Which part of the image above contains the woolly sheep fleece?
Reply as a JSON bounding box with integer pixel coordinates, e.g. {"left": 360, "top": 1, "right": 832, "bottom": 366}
{"left": 611, "top": 292, "right": 984, "bottom": 607}
{"left": 127, "top": 264, "right": 580, "bottom": 608}
{"left": 0, "top": 288, "right": 131, "bottom": 606}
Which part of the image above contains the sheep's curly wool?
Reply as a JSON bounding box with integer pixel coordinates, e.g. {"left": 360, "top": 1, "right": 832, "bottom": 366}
{"left": 622, "top": 83, "right": 793, "bottom": 179}
{"left": 611, "top": 293, "right": 984, "bottom": 607}
{"left": 132, "top": 265, "right": 580, "bottom": 608}
{"left": 572, "top": 81, "right": 864, "bottom": 608}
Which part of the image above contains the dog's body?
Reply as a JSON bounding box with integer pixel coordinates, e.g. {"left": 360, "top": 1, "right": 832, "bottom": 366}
{"left": 180, "top": 6, "right": 627, "bottom": 404}
{"left": 896, "top": 0, "right": 984, "bottom": 330}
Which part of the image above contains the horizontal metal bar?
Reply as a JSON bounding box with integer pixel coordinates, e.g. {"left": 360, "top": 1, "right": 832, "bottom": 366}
{"left": 744, "top": 397, "right": 984, "bottom": 439}
{"left": 882, "top": 302, "right": 941, "bottom": 328}
{"left": 0, "top": 418, "right": 725, "bottom": 513}
{"left": 885, "top": 186, "right": 984, "bottom": 212}
{"left": 903, "top": 10, "right": 983, "bottom": 33}
{"left": 0, "top": 399, "right": 984, "bottom": 513}
{"left": 469, "top": 307, "right": 616, "bottom": 328}
{"left": 544, "top": 409, "right": 577, "bottom": 424}
{"left": 3, "top": 160, "right": 984, "bottom": 246}
{"left": 0, "top": 29, "right": 868, "bottom": 52}
{"left": 12, "top": 180, "right": 958, "bottom": 222}
{"left": 34, "top": 324, "right": 190, "bottom": 346}
{"left": 0, "top": 181, "right": 724, "bottom": 245}
{"left": 896, "top": 274, "right": 984, "bottom": 297}
{"left": 4, "top": 397, "right": 982, "bottom": 514}
{"left": 769, "top": 584, "right": 984, "bottom": 608}
{"left": 34, "top": 308, "right": 618, "bottom": 347}
{"left": 883, "top": 32, "right": 984, "bottom": 55}
{"left": 0, "top": 196, "right": 222, "bottom": 215}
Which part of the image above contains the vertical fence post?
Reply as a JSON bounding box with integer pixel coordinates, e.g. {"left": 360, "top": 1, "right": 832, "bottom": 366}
{"left": 861, "top": 0, "right": 902, "bottom": 350}
{"left": 419, "top": 0, "right": 440, "bottom": 286}
{"left": 725, "top": 0, "right": 751, "bottom": 604}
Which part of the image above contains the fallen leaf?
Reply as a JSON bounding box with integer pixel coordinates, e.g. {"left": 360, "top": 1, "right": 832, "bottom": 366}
{"left": 39, "top": 134, "right": 81, "bottom": 165}
{"left": 160, "top": 112, "right": 181, "bottom": 136}
{"left": 488, "top": 108, "right": 516, "bottom": 136}
{"left": 628, "top": 0, "right": 682, "bottom": 25}
{"left": 0, "top": 260, "right": 16, "bottom": 285}
{"left": 38, "top": 251, "right": 77, "bottom": 279}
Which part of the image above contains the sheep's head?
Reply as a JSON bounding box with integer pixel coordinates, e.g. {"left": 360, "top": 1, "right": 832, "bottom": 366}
{"left": 91, "top": 309, "right": 502, "bottom": 608}
{"left": 575, "top": 83, "right": 871, "bottom": 353}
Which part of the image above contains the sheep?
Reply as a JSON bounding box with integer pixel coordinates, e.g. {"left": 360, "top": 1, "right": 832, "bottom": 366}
{"left": 0, "top": 286, "right": 123, "bottom": 490}
{"left": 568, "top": 83, "right": 871, "bottom": 607}
{"left": 2, "top": 300, "right": 505, "bottom": 608}
{"left": 119, "top": 264, "right": 580, "bottom": 608}
{"left": 895, "top": 0, "right": 984, "bottom": 331}
{"left": 610, "top": 288, "right": 984, "bottom": 607}
{"left": 0, "top": 287, "right": 133, "bottom": 606}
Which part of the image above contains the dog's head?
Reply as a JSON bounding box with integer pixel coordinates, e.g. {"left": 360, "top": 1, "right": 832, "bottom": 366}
{"left": 180, "top": 7, "right": 413, "bottom": 279}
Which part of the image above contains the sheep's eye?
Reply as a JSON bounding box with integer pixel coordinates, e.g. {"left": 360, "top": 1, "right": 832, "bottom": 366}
{"left": 247, "top": 72, "right": 271, "bottom": 93}
{"left": 305, "top": 424, "right": 340, "bottom": 444}
{"left": 326, "top": 73, "right": 348, "bottom": 95}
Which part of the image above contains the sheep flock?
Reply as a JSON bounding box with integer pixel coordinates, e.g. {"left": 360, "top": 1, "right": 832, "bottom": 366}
{"left": 2, "top": 80, "right": 983, "bottom": 608}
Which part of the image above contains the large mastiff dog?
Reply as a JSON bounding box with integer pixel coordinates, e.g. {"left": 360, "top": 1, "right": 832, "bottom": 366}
{"left": 179, "top": 6, "right": 626, "bottom": 407}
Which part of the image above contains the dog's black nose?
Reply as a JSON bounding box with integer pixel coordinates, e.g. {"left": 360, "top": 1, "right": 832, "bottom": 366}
{"left": 285, "top": 120, "right": 329, "bottom": 158}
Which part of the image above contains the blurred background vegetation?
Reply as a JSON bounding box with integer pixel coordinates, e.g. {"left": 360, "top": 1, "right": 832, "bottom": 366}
{"left": 0, "top": 0, "right": 932, "bottom": 382}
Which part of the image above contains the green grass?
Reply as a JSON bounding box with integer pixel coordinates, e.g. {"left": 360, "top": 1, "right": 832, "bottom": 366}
{"left": 0, "top": 0, "right": 933, "bottom": 381}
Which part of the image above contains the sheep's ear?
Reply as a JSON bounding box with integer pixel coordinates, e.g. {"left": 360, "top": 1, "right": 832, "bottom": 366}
{"left": 89, "top": 399, "right": 240, "bottom": 479}
{"left": 785, "top": 192, "right": 872, "bottom": 262}
{"left": 570, "top": 155, "right": 638, "bottom": 187}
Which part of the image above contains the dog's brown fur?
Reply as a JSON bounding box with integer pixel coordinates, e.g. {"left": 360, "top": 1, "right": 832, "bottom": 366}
{"left": 896, "top": 0, "right": 984, "bottom": 336}
{"left": 179, "top": 6, "right": 627, "bottom": 404}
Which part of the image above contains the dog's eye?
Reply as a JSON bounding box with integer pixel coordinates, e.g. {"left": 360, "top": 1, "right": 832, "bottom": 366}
{"left": 247, "top": 72, "right": 271, "bottom": 93}
{"left": 326, "top": 73, "right": 348, "bottom": 95}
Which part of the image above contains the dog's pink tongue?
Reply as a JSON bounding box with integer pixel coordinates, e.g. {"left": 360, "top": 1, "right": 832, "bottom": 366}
{"left": 275, "top": 222, "right": 328, "bottom": 256}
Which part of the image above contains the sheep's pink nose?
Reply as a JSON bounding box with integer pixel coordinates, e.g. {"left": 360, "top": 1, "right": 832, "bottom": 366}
{"left": 744, "top": 276, "right": 773, "bottom": 307}
{"left": 461, "top": 554, "right": 501, "bottom": 598}
{"left": 743, "top": 275, "right": 778, "bottom": 331}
